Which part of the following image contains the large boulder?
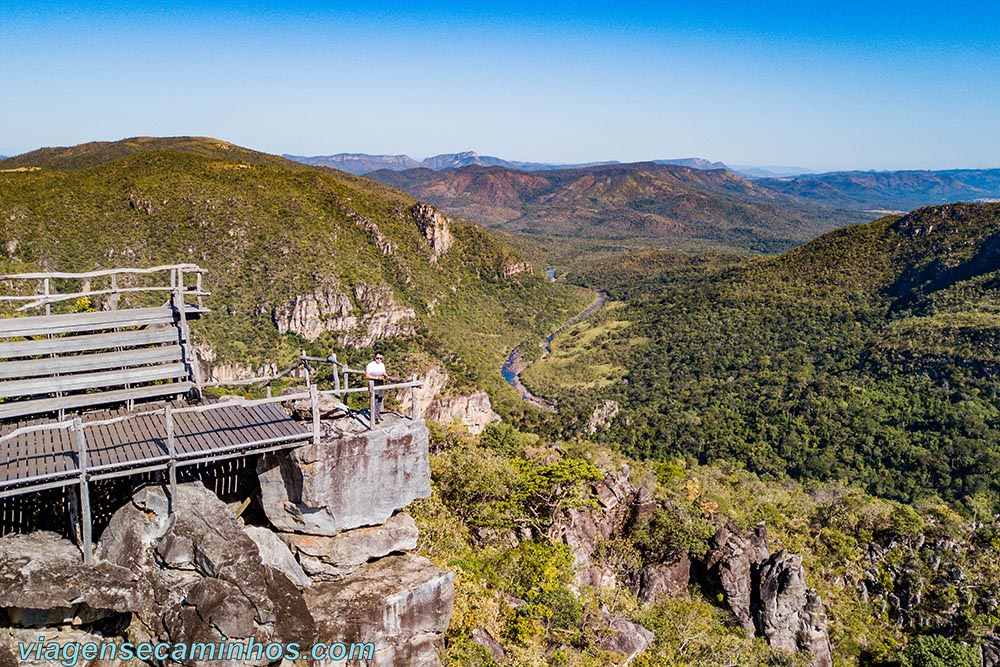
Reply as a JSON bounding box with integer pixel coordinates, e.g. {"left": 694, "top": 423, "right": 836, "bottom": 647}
{"left": 0, "top": 532, "right": 145, "bottom": 627}
{"left": 304, "top": 554, "right": 455, "bottom": 667}
{"left": 702, "top": 523, "right": 770, "bottom": 633}
{"left": 596, "top": 608, "right": 655, "bottom": 665}
{"left": 639, "top": 555, "right": 692, "bottom": 602}
{"left": 757, "top": 552, "right": 833, "bottom": 667}
{"left": 257, "top": 418, "right": 431, "bottom": 536}
{"left": 280, "top": 513, "right": 418, "bottom": 581}
{"left": 97, "top": 483, "right": 317, "bottom": 666}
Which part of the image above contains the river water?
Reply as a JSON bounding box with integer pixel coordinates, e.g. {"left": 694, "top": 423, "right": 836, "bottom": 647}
{"left": 501, "top": 290, "right": 607, "bottom": 410}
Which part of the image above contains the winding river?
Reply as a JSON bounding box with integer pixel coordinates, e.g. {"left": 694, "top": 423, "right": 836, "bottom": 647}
{"left": 501, "top": 290, "right": 607, "bottom": 411}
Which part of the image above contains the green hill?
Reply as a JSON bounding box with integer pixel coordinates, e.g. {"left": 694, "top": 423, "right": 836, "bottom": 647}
{"left": 521, "top": 202, "right": 1000, "bottom": 507}
{"left": 0, "top": 137, "right": 591, "bottom": 404}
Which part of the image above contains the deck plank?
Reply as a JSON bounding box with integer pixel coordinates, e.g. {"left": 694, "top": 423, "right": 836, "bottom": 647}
{"left": 0, "top": 399, "right": 312, "bottom": 495}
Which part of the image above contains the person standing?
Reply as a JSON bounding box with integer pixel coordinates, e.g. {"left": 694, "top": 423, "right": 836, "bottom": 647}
{"left": 365, "top": 352, "right": 387, "bottom": 423}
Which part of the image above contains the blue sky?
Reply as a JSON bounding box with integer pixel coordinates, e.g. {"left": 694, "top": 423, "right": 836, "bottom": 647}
{"left": 3, "top": 1, "right": 999, "bottom": 170}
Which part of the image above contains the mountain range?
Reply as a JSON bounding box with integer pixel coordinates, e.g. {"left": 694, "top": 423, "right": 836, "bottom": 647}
{"left": 284, "top": 150, "right": 734, "bottom": 176}
{"left": 757, "top": 168, "right": 1000, "bottom": 211}
{"left": 369, "top": 161, "right": 865, "bottom": 253}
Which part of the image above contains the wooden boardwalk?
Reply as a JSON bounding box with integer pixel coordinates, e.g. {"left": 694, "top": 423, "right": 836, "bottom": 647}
{"left": 0, "top": 399, "right": 312, "bottom": 499}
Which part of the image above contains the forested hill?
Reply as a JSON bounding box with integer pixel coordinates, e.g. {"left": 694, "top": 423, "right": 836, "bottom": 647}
{"left": 0, "top": 137, "right": 590, "bottom": 401}
{"left": 528, "top": 203, "right": 1000, "bottom": 507}
{"left": 370, "top": 162, "right": 866, "bottom": 253}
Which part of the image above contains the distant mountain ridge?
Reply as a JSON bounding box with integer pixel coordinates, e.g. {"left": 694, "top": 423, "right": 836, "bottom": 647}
{"left": 758, "top": 169, "right": 1000, "bottom": 211}
{"left": 284, "top": 150, "right": 733, "bottom": 176}
{"left": 370, "top": 161, "right": 865, "bottom": 253}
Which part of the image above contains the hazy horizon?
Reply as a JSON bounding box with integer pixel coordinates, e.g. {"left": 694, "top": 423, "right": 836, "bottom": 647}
{"left": 3, "top": 1, "right": 1000, "bottom": 171}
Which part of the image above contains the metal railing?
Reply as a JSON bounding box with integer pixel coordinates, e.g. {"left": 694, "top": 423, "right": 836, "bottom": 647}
{"left": 0, "top": 377, "right": 422, "bottom": 562}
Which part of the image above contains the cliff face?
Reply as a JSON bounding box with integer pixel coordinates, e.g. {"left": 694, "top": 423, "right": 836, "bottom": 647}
{"left": 0, "top": 416, "right": 452, "bottom": 667}
{"left": 272, "top": 284, "right": 417, "bottom": 346}
{"left": 548, "top": 465, "right": 833, "bottom": 667}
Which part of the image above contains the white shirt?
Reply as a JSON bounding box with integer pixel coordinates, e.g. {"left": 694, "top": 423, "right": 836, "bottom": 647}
{"left": 366, "top": 361, "right": 386, "bottom": 378}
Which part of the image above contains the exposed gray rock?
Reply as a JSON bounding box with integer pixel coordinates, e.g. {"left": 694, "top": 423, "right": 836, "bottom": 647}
{"left": 982, "top": 633, "right": 1000, "bottom": 667}
{"left": 425, "top": 390, "right": 501, "bottom": 435}
{"left": 472, "top": 627, "right": 506, "bottom": 662}
{"left": 281, "top": 513, "right": 418, "bottom": 581}
{"left": 0, "top": 627, "right": 149, "bottom": 667}
{"left": 550, "top": 466, "right": 637, "bottom": 589}
{"left": 258, "top": 417, "right": 431, "bottom": 535}
{"left": 0, "top": 532, "right": 147, "bottom": 627}
{"left": 273, "top": 287, "right": 355, "bottom": 342}
{"left": 281, "top": 385, "right": 349, "bottom": 420}
{"left": 586, "top": 400, "right": 620, "bottom": 434}
{"left": 98, "top": 483, "right": 317, "bottom": 665}
{"left": 245, "top": 526, "right": 311, "bottom": 590}
{"left": 412, "top": 203, "right": 455, "bottom": 263}
{"left": 502, "top": 262, "right": 531, "bottom": 278}
{"left": 703, "top": 522, "right": 770, "bottom": 632}
{"left": 340, "top": 284, "right": 416, "bottom": 348}
{"left": 757, "top": 552, "right": 833, "bottom": 667}
{"left": 639, "top": 555, "right": 691, "bottom": 602}
{"left": 596, "top": 608, "right": 655, "bottom": 665}
{"left": 401, "top": 365, "right": 449, "bottom": 420}
{"left": 305, "top": 554, "right": 454, "bottom": 667}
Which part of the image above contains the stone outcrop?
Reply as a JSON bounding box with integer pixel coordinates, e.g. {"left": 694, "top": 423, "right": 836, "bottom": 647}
{"left": 258, "top": 417, "right": 431, "bottom": 535}
{"left": 349, "top": 209, "right": 396, "bottom": 256}
{"left": 639, "top": 555, "right": 692, "bottom": 602}
{"left": 271, "top": 283, "right": 415, "bottom": 347}
{"left": 0, "top": 532, "right": 145, "bottom": 627}
{"left": 342, "top": 284, "right": 417, "bottom": 348}
{"left": 596, "top": 608, "right": 655, "bottom": 665}
{"left": 273, "top": 287, "right": 355, "bottom": 342}
{"left": 402, "top": 364, "right": 502, "bottom": 435}
{"left": 403, "top": 365, "right": 450, "bottom": 419}
{"left": 97, "top": 484, "right": 316, "bottom": 664}
{"left": 280, "top": 513, "right": 419, "bottom": 581}
{"left": 426, "top": 391, "right": 501, "bottom": 435}
{"left": 502, "top": 261, "right": 531, "bottom": 278}
{"left": 0, "top": 415, "right": 453, "bottom": 667}
{"left": 699, "top": 524, "right": 832, "bottom": 667}
{"left": 244, "top": 526, "right": 312, "bottom": 590}
{"left": 305, "top": 554, "right": 455, "bottom": 667}
{"left": 412, "top": 203, "right": 454, "bottom": 263}
{"left": 703, "top": 522, "right": 770, "bottom": 633}
{"left": 551, "top": 466, "right": 642, "bottom": 589}
{"left": 757, "top": 552, "right": 833, "bottom": 666}
{"left": 587, "top": 399, "right": 620, "bottom": 434}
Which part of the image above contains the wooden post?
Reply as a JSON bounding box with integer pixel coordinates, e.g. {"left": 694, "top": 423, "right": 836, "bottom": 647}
{"left": 165, "top": 404, "right": 177, "bottom": 513}
{"left": 310, "top": 384, "right": 321, "bottom": 444}
{"left": 411, "top": 374, "right": 418, "bottom": 420}
{"left": 73, "top": 418, "right": 93, "bottom": 564}
{"left": 369, "top": 380, "right": 376, "bottom": 429}
{"left": 175, "top": 273, "right": 203, "bottom": 400}
{"left": 109, "top": 273, "right": 119, "bottom": 310}
{"left": 195, "top": 270, "right": 204, "bottom": 310}
{"left": 301, "top": 350, "right": 311, "bottom": 388}
{"left": 43, "top": 277, "right": 51, "bottom": 317}
{"left": 331, "top": 353, "right": 341, "bottom": 398}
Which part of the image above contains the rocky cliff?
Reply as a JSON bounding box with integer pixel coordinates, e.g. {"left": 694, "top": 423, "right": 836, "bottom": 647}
{"left": 0, "top": 416, "right": 452, "bottom": 667}
{"left": 550, "top": 464, "right": 833, "bottom": 667}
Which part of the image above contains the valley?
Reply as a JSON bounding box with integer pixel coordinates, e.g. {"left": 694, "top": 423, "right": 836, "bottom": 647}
{"left": 3, "top": 138, "right": 1000, "bottom": 667}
